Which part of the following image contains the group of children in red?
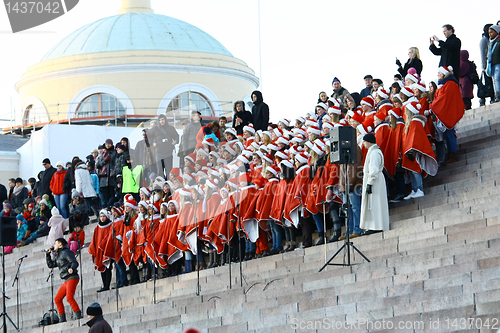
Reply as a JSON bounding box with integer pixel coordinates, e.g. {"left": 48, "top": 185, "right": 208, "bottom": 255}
{"left": 88, "top": 65, "right": 465, "bottom": 288}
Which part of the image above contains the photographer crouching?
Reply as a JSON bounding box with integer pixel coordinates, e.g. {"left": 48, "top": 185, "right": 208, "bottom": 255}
{"left": 45, "top": 238, "right": 83, "bottom": 322}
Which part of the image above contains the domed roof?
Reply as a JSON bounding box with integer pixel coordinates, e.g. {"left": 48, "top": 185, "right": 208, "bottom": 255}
{"left": 41, "top": 13, "right": 233, "bottom": 62}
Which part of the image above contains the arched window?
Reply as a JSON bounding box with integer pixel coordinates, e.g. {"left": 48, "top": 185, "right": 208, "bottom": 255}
{"left": 166, "top": 91, "right": 213, "bottom": 117}
{"left": 76, "top": 93, "right": 125, "bottom": 118}
{"left": 23, "top": 104, "right": 49, "bottom": 125}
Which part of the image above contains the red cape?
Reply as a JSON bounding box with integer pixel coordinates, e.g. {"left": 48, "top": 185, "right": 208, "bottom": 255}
{"left": 430, "top": 79, "right": 465, "bottom": 129}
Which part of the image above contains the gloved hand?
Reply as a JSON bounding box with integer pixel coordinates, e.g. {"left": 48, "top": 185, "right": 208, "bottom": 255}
{"left": 406, "top": 152, "right": 415, "bottom": 162}
{"left": 366, "top": 184, "right": 373, "bottom": 194}
{"left": 396, "top": 58, "right": 402, "bottom": 67}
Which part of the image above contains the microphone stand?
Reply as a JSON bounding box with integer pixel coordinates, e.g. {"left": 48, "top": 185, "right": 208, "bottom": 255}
{"left": 0, "top": 245, "right": 19, "bottom": 332}
{"left": 150, "top": 213, "right": 157, "bottom": 304}
{"left": 112, "top": 213, "right": 119, "bottom": 312}
{"left": 193, "top": 194, "right": 200, "bottom": 296}
{"left": 225, "top": 211, "right": 231, "bottom": 289}
{"left": 319, "top": 153, "right": 370, "bottom": 271}
{"left": 236, "top": 183, "right": 243, "bottom": 288}
{"left": 76, "top": 243, "right": 85, "bottom": 313}
{"left": 12, "top": 256, "right": 25, "bottom": 329}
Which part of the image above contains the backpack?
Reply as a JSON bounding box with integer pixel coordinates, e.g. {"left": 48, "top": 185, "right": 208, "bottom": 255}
{"left": 39, "top": 309, "right": 59, "bottom": 326}
{"left": 468, "top": 60, "right": 479, "bottom": 85}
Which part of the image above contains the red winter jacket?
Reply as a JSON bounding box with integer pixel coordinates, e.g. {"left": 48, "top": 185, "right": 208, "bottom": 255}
{"left": 50, "top": 169, "right": 67, "bottom": 195}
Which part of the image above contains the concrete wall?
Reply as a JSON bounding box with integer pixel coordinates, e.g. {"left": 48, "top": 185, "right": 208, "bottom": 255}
{"left": 0, "top": 151, "right": 20, "bottom": 185}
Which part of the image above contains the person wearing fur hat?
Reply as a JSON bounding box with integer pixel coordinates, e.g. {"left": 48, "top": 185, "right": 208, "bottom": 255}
{"left": 359, "top": 133, "right": 389, "bottom": 235}
{"left": 86, "top": 302, "right": 112, "bottom": 332}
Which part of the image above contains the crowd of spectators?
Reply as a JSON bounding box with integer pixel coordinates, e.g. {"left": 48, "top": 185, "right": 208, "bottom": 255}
{"left": 1, "top": 23, "right": 499, "bottom": 290}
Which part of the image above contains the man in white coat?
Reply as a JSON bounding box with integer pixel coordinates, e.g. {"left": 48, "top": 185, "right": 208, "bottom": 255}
{"left": 360, "top": 133, "right": 390, "bottom": 234}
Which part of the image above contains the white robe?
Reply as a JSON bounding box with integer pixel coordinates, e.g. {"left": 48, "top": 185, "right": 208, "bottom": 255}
{"left": 360, "top": 145, "right": 390, "bottom": 231}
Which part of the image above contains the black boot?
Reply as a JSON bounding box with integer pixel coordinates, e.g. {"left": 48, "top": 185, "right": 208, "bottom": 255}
{"left": 129, "top": 262, "right": 140, "bottom": 285}
{"left": 328, "top": 229, "right": 342, "bottom": 243}
{"left": 75, "top": 311, "right": 83, "bottom": 319}
{"left": 315, "top": 232, "right": 325, "bottom": 245}
{"left": 59, "top": 314, "right": 66, "bottom": 323}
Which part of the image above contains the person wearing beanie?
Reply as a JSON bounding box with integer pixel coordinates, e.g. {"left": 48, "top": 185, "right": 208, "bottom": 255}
{"left": 487, "top": 25, "right": 500, "bottom": 103}
{"left": 429, "top": 24, "right": 461, "bottom": 80}
{"left": 46, "top": 238, "right": 83, "bottom": 322}
{"left": 359, "top": 133, "right": 389, "bottom": 235}
{"left": 11, "top": 177, "right": 28, "bottom": 209}
{"left": 69, "top": 189, "right": 90, "bottom": 233}
{"left": 50, "top": 161, "right": 68, "bottom": 218}
{"left": 331, "top": 77, "right": 350, "bottom": 102}
{"left": 86, "top": 302, "right": 112, "bottom": 332}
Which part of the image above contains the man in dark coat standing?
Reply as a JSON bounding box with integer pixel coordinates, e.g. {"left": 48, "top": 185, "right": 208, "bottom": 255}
{"left": 40, "top": 158, "right": 56, "bottom": 204}
{"left": 251, "top": 90, "right": 269, "bottom": 131}
{"left": 86, "top": 302, "right": 112, "bottom": 332}
{"left": 152, "top": 114, "right": 179, "bottom": 178}
{"left": 430, "top": 24, "right": 461, "bottom": 80}
{"left": 0, "top": 182, "right": 7, "bottom": 204}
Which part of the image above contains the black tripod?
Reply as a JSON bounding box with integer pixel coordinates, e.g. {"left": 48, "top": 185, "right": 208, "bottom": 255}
{"left": 12, "top": 255, "right": 26, "bottom": 329}
{"left": 319, "top": 157, "right": 370, "bottom": 271}
{"left": 1, "top": 246, "right": 19, "bottom": 332}
{"left": 75, "top": 244, "right": 85, "bottom": 313}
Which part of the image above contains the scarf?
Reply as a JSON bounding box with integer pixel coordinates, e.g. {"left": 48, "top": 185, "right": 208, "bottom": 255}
{"left": 13, "top": 184, "right": 24, "bottom": 197}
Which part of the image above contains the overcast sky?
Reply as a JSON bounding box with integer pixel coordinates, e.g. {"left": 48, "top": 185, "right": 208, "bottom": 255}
{"left": 0, "top": 0, "right": 496, "bottom": 129}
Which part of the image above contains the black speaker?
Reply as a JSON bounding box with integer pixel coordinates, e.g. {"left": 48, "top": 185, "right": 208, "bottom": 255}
{"left": 0, "top": 216, "right": 18, "bottom": 246}
{"left": 329, "top": 126, "right": 358, "bottom": 164}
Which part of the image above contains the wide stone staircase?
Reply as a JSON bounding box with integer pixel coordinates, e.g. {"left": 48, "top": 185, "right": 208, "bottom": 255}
{"left": 5, "top": 103, "right": 500, "bottom": 332}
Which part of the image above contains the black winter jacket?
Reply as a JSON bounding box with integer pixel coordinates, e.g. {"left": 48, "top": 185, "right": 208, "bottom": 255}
{"left": 251, "top": 91, "right": 269, "bottom": 131}
{"left": 430, "top": 33, "right": 461, "bottom": 79}
{"left": 46, "top": 244, "right": 79, "bottom": 280}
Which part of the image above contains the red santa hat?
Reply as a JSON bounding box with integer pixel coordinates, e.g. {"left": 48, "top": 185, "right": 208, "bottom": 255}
{"left": 217, "top": 158, "right": 228, "bottom": 166}
{"left": 224, "top": 128, "right": 237, "bottom": 137}
{"left": 312, "top": 143, "right": 325, "bottom": 155}
{"left": 279, "top": 159, "right": 294, "bottom": 169}
{"left": 226, "top": 178, "right": 239, "bottom": 189}
{"left": 304, "top": 140, "right": 314, "bottom": 149}
{"left": 313, "top": 138, "right": 326, "bottom": 149}
{"left": 295, "top": 152, "right": 309, "bottom": 164}
{"left": 305, "top": 119, "right": 318, "bottom": 127}
{"left": 328, "top": 97, "right": 342, "bottom": 107}
{"left": 182, "top": 173, "right": 194, "bottom": 182}
{"left": 209, "top": 151, "right": 220, "bottom": 160}
{"left": 328, "top": 106, "right": 342, "bottom": 115}
{"left": 316, "top": 102, "right": 328, "bottom": 111}
{"left": 124, "top": 197, "right": 137, "bottom": 209}
{"left": 377, "top": 89, "right": 390, "bottom": 99}
{"left": 138, "top": 201, "right": 149, "bottom": 210}
{"left": 253, "top": 150, "right": 264, "bottom": 159}
{"left": 361, "top": 97, "right": 375, "bottom": 108}
{"left": 202, "top": 138, "right": 216, "bottom": 147}
{"left": 197, "top": 149, "right": 209, "bottom": 158}
{"left": 405, "top": 73, "right": 419, "bottom": 84}
{"left": 250, "top": 141, "right": 260, "bottom": 150}
{"left": 206, "top": 179, "right": 219, "bottom": 190}
{"left": 413, "top": 81, "right": 427, "bottom": 92}
{"left": 261, "top": 131, "right": 271, "bottom": 139}
{"left": 185, "top": 153, "right": 196, "bottom": 165}
{"left": 400, "top": 86, "right": 414, "bottom": 97}
{"left": 243, "top": 124, "right": 255, "bottom": 134}
{"left": 406, "top": 102, "right": 422, "bottom": 115}
{"left": 140, "top": 187, "right": 151, "bottom": 197}
{"left": 266, "top": 165, "right": 280, "bottom": 177}
{"left": 275, "top": 151, "right": 288, "bottom": 160}
{"left": 179, "top": 187, "right": 192, "bottom": 197}
{"left": 389, "top": 108, "right": 403, "bottom": 118}
{"left": 237, "top": 155, "right": 250, "bottom": 164}
{"left": 350, "top": 111, "right": 365, "bottom": 124}
{"left": 148, "top": 203, "right": 159, "bottom": 213}
{"left": 195, "top": 159, "right": 208, "bottom": 167}
{"left": 273, "top": 128, "right": 283, "bottom": 138}
{"left": 295, "top": 116, "right": 306, "bottom": 124}
{"left": 221, "top": 165, "right": 231, "bottom": 174}
{"left": 276, "top": 136, "right": 290, "bottom": 146}
{"left": 438, "top": 65, "right": 453, "bottom": 76}
{"left": 262, "top": 153, "right": 274, "bottom": 164}
{"left": 307, "top": 125, "right": 321, "bottom": 135}
{"left": 267, "top": 143, "right": 279, "bottom": 151}
{"left": 278, "top": 118, "right": 290, "bottom": 127}
{"left": 224, "top": 143, "right": 236, "bottom": 155}
{"left": 322, "top": 121, "right": 335, "bottom": 131}
{"left": 392, "top": 94, "right": 403, "bottom": 103}
{"left": 293, "top": 127, "right": 307, "bottom": 137}
{"left": 238, "top": 172, "right": 252, "bottom": 183}
{"left": 374, "top": 111, "right": 385, "bottom": 121}
{"left": 170, "top": 168, "right": 181, "bottom": 178}
{"left": 99, "top": 209, "right": 112, "bottom": 220}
